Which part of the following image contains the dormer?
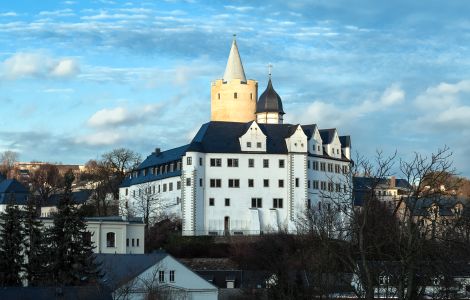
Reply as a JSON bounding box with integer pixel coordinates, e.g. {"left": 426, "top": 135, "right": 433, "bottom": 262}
{"left": 319, "top": 129, "right": 342, "bottom": 159}
{"left": 304, "top": 125, "right": 323, "bottom": 155}
{"left": 239, "top": 121, "right": 267, "bottom": 152}
{"left": 285, "top": 125, "right": 307, "bottom": 153}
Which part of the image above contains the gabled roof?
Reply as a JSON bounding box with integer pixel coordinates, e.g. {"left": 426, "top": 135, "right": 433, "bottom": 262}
{"left": 300, "top": 124, "right": 318, "bottom": 140}
{"left": 97, "top": 252, "right": 168, "bottom": 289}
{"left": 223, "top": 38, "right": 246, "bottom": 82}
{"left": 0, "top": 178, "right": 28, "bottom": 194}
{"left": 406, "top": 195, "right": 469, "bottom": 217}
{"left": 319, "top": 129, "right": 336, "bottom": 144}
{"left": 0, "top": 178, "right": 29, "bottom": 205}
{"left": 339, "top": 136, "right": 351, "bottom": 148}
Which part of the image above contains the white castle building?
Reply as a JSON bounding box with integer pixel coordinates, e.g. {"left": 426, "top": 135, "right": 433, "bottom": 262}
{"left": 119, "top": 38, "right": 352, "bottom": 236}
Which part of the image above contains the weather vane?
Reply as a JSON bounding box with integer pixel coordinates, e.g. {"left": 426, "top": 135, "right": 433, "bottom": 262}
{"left": 268, "top": 63, "right": 273, "bottom": 79}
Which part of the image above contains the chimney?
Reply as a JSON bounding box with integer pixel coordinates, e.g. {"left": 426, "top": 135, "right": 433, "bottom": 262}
{"left": 390, "top": 176, "right": 396, "bottom": 188}
{"left": 155, "top": 148, "right": 161, "bottom": 156}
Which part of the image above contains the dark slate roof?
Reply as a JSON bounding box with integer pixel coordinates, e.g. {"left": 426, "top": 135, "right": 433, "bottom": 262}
{"left": 0, "top": 286, "right": 112, "bottom": 300}
{"left": 44, "top": 189, "right": 92, "bottom": 207}
{"left": 139, "top": 144, "right": 189, "bottom": 169}
{"left": 255, "top": 78, "right": 285, "bottom": 114}
{"left": 121, "top": 121, "right": 351, "bottom": 187}
{"left": 300, "top": 124, "right": 317, "bottom": 139}
{"left": 96, "top": 252, "right": 168, "bottom": 289}
{"left": 0, "top": 178, "right": 29, "bottom": 205}
{"left": 353, "top": 177, "right": 411, "bottom": 191}
{"left": 339, "top": 136, "right": 351, "bottom": 148}
{"left": 319, "top": 129, "right": 336, "bottom": 144}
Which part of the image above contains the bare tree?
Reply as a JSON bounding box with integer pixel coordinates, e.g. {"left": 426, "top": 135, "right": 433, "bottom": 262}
{"left": 0, "top": 150, "right": 18, "bottom": 178}
{"left": 30, "top": 163, "right": 62, "bottom": 210}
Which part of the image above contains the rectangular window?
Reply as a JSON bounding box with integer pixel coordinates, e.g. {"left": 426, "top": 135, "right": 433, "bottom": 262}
{"left": 210, "top": 158, "right": 222, "bottom": 167}
{"left": 263, "top": 179, "right": 269, "bottom": 187}
{"left": 335, "top": 183, "right": 341, "bottom": 192}
{"left": 186, "top": 178, "right": 191, "bottom": 186}
{"left": 320, "top": 162, "right": 326, "bottom": 171}
{"left": 342, "top": 165, "right": 349, "bottom": 174}
{"left": 328, "top": 182, "right": 334, "bottom": 192}
{"left": 308, "top": 160, "right": 311, "bottom": 169}
{"left": 199, "top": 157, "right": 203, "bottom": 166}
{"left": 227, "top": 158, "right": 239, "bottom": 167}
{"left": 234, "top": 92, "right": 237, "bottom": 99}
{"left": 257, "top": 142, "right": 262, "bottom": 148}
{"left": 313, "top": 180, "right": 319, "bottom": 189}
{"left": 327, "top": 163, "right": 333, "bottom": 172}
{"left": 126, "top": 238, "right": 129, "bottom": 247}
{"left": 320, "top": 181, "right": 327, "bottom": 190}
{"left": 210, "top": 179, "right": 222, "bottom": 188}
{"left": 225, "top": 198, "right": 230, "bottom": 206}
{"left": 248, "top": 179, "right": 254, "bottom": 187}
{"left": 251, "top": 198, "right": 262, "bottom": 208}
{"left": 132, "top": 238, "right": 135, "bottom": 247}
{"left": 228, "top": 179, "right": 240, "bottom": 188}
{"left": 159, "top": 271, "right": 165, "bottom": 283}
{"left": 308, "top": 181, "right": 311, "bottom": 189}
{"left": 137, "top": 239, "right": 139, "bottom": 247}
{"left": 170, "top": 270, "right": 175, "bottom": 283}
{"left": 199, "top": 178, "right": 203, "bottom": 187}
{"left": 209, "top": 198, "right": 215, "bottom": 206}
{"left": 335, "top": 164, "right": 341, "bottom": 173}
{"left": 295, "top": 178, "right": 299, "bottom": 187}
{"left": 163, "top": 184, "right": 167, "bottom": 192}
{"left": 263, "top": 159, "right": 269, "bottom": 168}
{"left": 278, "top": 179, "right": 284, "bottom": 188}
{"left": 247, "top": 142, "right": 251, "bottom": 148}
{"left": 169, "top": 182, "right": 173, "bottom": 191}
{"left": 187, "top": 157, "right": 192, "bottom": 165}
{"left": 248, "top": 159, "right": 255, "bottom": 168}
{"left": 158, "top": 185, "right": 161, "bottom": 193}
{"left": 279, "top": 159, "right": 285, "bottom": 168}
{"left": 177, "top": 181, "right": 181, "bottom": 190}
{"left": 273, "top": 198, "right": 283, "bottom": 208}
{"left": 313, "top": 161, "right": 319, "bottom": 170}
{"left": 125, "top": 188, "right": 128, "bottom": 196}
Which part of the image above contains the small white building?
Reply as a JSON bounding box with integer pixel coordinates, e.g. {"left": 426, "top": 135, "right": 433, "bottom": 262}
{"left": 41, "top": 216, "right": 145, "bottom": 254}
{"left": 97, "top": 252, "right": 218, "bottom": 300}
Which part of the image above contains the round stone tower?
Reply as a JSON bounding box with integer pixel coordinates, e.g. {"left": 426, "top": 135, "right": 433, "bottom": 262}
{"left": 211, "top": 37, "right": 257, "bottom": 123}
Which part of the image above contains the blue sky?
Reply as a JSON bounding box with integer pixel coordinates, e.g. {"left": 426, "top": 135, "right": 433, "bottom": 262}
{"left": 1, "top": 0, "right": 469, "bottom": 177}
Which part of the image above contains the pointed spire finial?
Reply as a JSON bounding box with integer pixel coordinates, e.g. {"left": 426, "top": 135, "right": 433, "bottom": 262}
{"left": 223, "top": 35, "right": 246, "bottom": 82}
{"left": 268, "top": 63, "right": 273, "bottom": 79}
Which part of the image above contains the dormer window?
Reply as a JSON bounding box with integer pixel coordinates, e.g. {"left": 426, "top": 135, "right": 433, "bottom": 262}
{"left": 257, "top": 142, "right": 262, "bottom": 148}
{"left": 234, "top": 92, "right": 238, "bottom": 99}
{"left": 247, "top": 142, "right": 251, "bottom": 148}
{"left": 317, "top": 145, "right": 320, "bottom": 151}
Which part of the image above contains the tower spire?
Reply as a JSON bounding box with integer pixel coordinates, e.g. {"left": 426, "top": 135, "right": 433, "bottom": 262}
{"left": 223, "top": 34, "right": 247, "bottom": 82}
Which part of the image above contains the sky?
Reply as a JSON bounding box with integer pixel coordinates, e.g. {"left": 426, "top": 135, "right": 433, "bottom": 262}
{"left": 0, "top": 0, "right": 469, "bottom": 177}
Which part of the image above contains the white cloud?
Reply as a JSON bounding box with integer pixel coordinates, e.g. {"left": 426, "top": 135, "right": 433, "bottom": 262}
{"left": 75, "top": 130, "right": 123, "bottom": 146}
{"left": 0, "top": 12, "right": 17, "bottom": 17}
{"left": 87, "top": 104, "right": 162, "bottom": 128}
{"left": 38, "top": 9, "right": 74, "bottom": 17}
{"left": 412, "top": 80, "right": 470, "bottom": 130}
{"left": 289, "top": 84, "right": 405, "bottom": 127}
{"left": 1, "top": 52, "right": 80, "bottom": 79}
{"left": 51, "top": 59, "right": 80, "bottom": 77}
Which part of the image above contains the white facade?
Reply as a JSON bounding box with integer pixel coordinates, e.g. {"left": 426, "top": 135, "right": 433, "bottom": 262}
{"left": 41, "top": 216, "right": 145, "bottom": 254}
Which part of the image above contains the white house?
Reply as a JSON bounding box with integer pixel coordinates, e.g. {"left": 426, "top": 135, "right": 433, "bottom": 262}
{"left": 97, "top": 252, "right": 218, "bottom": 300}
{"left": 41, "top": 216, "right": 145, "bottom": 254}
{"left": 119, "top": 38, "right": 352, "bottom": 236}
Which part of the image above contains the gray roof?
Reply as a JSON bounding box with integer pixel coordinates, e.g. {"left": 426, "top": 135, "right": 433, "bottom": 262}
{"left": 256, "top": 79, "right": 285, "bottom": 114}
{"left": 96, "top": 252, "right": 168, "bottom": 289}
{"left": 223, "top": 38, "right": 246, "bottom": 83}
{"left": 0, "top": 178, "right": 29, "bottom": 205}
{"left": 406, "top": 195, "right": 469, "bottom": 217}
{"left": 121, "top": 121, "right": 351, "bottom": 187}
{"left": 319, "top": 129, "right": 336, "bottom": 144}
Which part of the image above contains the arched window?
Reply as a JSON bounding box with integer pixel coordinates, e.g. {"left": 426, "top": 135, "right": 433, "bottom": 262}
{"left": 106, "top": 232, "right": 115, "bottom": 248}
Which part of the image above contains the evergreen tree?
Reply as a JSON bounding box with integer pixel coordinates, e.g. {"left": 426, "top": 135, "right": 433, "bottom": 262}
{"left": 46, "top": 171, "right": 99, "bottom": 285}
{"left": 0, "top": 195, "right": 25, "bottom": 286}
{"left": 22, "top": 196, "right": 46, "bottom": 286}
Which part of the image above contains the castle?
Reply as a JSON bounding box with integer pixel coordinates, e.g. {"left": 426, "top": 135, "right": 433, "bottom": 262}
{"left": 119, "top": 38, "right": 352, "bottom": 236}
